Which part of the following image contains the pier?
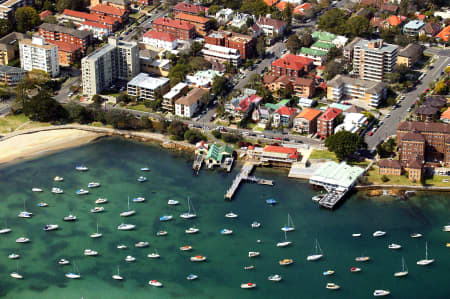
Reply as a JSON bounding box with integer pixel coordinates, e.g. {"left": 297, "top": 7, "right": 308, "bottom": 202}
{"left": 317, "top": 187, "right": 347, "bottom": 209}
{"left": 192, "top": 154, "right": 204, "bottom": 171}
{"left": 225, "top": 162, "right": 273, "bottom": 200}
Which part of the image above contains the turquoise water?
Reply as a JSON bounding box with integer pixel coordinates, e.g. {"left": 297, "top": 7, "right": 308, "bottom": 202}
{"left": 0, "top": 137, "right": 449, "bottom": 299}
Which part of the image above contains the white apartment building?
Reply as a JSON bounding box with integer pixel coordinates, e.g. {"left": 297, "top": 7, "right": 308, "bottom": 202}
{"left": 127, "top": 73, "right": 170, "bottom": 101}
{"left": 78, "top": 21, "right": 111, "bottom": 39}
{"left": 327, "top": 75, "right": 387, "bottom": 107}
{"left": 19, "top": 36, "right": 59, "bottom": 77}
{"left": 215, "top": 8, "right": 234, "bottom": 24}
{"left": 142, "top": 30, "right": 178, "bottom": 51}
{"left": 352, "top": 39, "right": 398, "bottom": 82}
{"left": 175, "top": 87, "right": 208, "bottom": 118}
{"left": 82, "top": 37, "right": 139, "bottom": 96}
{"left": 201, "top": 43, "right": 241, "bottom": 66}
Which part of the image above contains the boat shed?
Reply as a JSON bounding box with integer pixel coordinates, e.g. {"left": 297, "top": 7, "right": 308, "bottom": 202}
{"left": 309, "top": 161, "right": 364, "bottom": 191}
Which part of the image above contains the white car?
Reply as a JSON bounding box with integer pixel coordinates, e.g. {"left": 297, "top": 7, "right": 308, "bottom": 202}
{"left": 386, "top": 114, "right": 391, "bottom": 118}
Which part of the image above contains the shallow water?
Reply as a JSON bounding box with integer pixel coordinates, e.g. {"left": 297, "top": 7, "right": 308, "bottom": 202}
{"left": 0, "top": 137, "right": 449, "bottom": 299}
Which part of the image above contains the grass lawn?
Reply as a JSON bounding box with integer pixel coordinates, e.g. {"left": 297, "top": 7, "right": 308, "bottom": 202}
{"left": 0, "top": 114, "right": 50, "bottom": 133}
{"left": 349, "top": 160, "right": 370, "bottom": 168}
{"left": 127, "top": 104, "right": 152, "bottom": 113}
{"left": 309, "top": 149, "right": 338, "bottom": 161}
{"left": 364, "top": 168, "right": 421, "bottom": 186}
{"left": 423, "top": 175, "right": 450, "bottom": 187}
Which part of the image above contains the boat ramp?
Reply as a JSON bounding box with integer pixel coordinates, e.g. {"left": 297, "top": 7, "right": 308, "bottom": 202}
{"left": 225, "top": 162, "right": 273, "bottom": 200}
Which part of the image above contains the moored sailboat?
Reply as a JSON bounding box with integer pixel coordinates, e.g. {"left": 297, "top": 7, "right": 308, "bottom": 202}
{"left": 394, "top": 257, "right": 408, "bottom": 277}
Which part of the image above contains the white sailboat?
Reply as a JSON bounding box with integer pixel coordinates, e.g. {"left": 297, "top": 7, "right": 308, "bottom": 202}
{"left": 281, "top": 213, "right": 295, "bottom": 232}
{"left": 120, "top": 196, "right": 136, "bottom": 217}
{"left": 18, "top": 199, "right": 32, "bottom": 218}
{"left": 65, "top": 263, "right": 81, "bottom": 279}
{"left": 180, "top": 197, "right": 197, "bottom": 219}
{"left": 307, "top": 238, "right": 323, "bottom": 261}
{"left": 394, "top": 257, "right": 408, "bottom": 277}
{"left": 112, "top": 266, "right": 123, "bottom": 280}
{"left": 276, "top": 230, "right": 292, "bottom": 247}
{"left": 90, "top": 222, "right": 102, "bottom": 238}
{"left": 147, "top": 249, "right": 160, "bottom": 259}
{"left": 10, "top": 261, "right": 23, "bottom": 279}
{"left": 417, "top": 241, "right": 434, "bottom": 266}
{"left": 0, "top": 219, "right": 11, "bottom": 234}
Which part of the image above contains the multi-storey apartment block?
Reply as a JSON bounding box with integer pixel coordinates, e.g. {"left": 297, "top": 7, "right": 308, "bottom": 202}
{"left": 152, "top": 17, "right": 196, "bottom": 41}
{"left": 39, "top": 23, "right": 92, "bottom": 52}
{"left": 317, "top": 107, "right": 343, "bottom": 138}
{"left": 205, "top": 30, "right": 255, "bottom": 60}
{"left": 19, "top": 36, "right": 59, "bottom": 77}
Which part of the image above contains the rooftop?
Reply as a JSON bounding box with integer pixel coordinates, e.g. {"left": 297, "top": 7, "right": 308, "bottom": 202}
{"left": 299, "top": 47, "right": 327, "bottom": 56}
{"left": 311, "top": 41, "right": 335, "bottom": 50}
{"left": 399, "top": 43, "right": 422, "bottom": 58}
{"left": 143, "top": 30, "right": 177, "bottom": 42}
{"left": 272, "top": 54, "right": 313, "bottom": 71}
{"left": 378, "top": 159, "right": 402, "bottom": 169}
{"left": 153, "top": 17, "right": 195, "bottom": 31}
{"left": 327, "top": 75, "right": 387, "bottom": 94}
{"left": 257, "top": 16, "right": 286, "bottom": 29}
{"left": 310, "top": 161, "right": 364, "bottom": 189}
{"left": 20, "top": 37, "right": 56, "bottom": 50}
{"left": 176, "top": 87, "right": 208, "bottom": 106}
{"left": 354, "top": 39, "right": 398, "bottom": 53}
{"left": 128, "top": 73, "right": 170, "bottom": 90}
{"left": 175, "top": 12, "right": 210, "bottom": 24}
{"left": 48, "top": 40, "right": 81, "bottom": 52}
{"left": 39, "top": 23, "right": 92, "bottom": 39}
{"left": 91, "top": 4, "right": 127, "bottom": 17}
{"left": 404, "top": 20, "right": 425, "bottom": 30}
{"left": 436, "top": 25, "right": 450, "bottom": 42}
{"left": 0, "top": 32, "right": 26, "bottom": 51}
{"left": 82, "top": 20, "right": 109, "bottom": 29}
{"left": 440, "top": 107, "right": 450, "bottom": 120}
{"left": 163, "top": 82, "right": 188, "bottom": 100}
{"left": 312, "top": 31, "right": 336, "bottom": 42}
{"left": 296, "top": 108, "right": 321, "bottom": 121}
{"left": 276, "top": 106, "right": 297, "bottom": 116}
{"left": 173, "top": 2, "right": 208, "bottom": 14}
{"left": 319, "top": 107, "right": 342, "bottom": 121}
{"left": 397, "top": 121, "right": 450, "bottom": 134}
{"left": 0, "top": 65, "right": 26, "bottom": 73}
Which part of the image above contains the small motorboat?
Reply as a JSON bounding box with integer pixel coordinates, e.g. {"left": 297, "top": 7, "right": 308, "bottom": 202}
{"left": 37, "top": 202, "right": 48, "bottom": 207}
{"left": 133, "top": 197, "right": 145, "bottom": 203}
{"left": 58, "top": 259, "right": 70, "bottom": 265}
{"left": 312, "top": 194, "right": 324, "bottom": 202}
{"left": 190, "top": 255, "right": 206, "bottom": 262}
{"left": 168, "top": 199, "right": 179, "bottom": 205}
{"left": 373, "top": 290, "right": 390, "bottom": 297}
{"left": 248, "top": 251, "right": 260, "bottom": 258}
{"left": 65, "top": 272, "right": 80, "bottom": 279}
{"left": 240, "top": 283, "right": 256, "bottom": 289}
{"left": 443, "top": 225, "right": 450, "bottom": 232}
{"left": 18, "top": 211, "right": 32, "bottom": 218}
{"left": 180, "top": 245, "right": 192, "bottom": 251}
{"left": 148, "top": 251, "right": 160, "bottom": 259}
{"left": 266, "top": 198, "right": 277, "bottom": 205}
{"left": 32, "top": 188, "right": 43, "bottom": 192}
{"left": 373, "top": 231, "right": 386, "bottom": 237}
{"left": 75, "top": 165, "right": 88, "bottom": 171}
{"left": 323, "top": 270, "right": 335, "bottom": 276}
{"left": 83, "top": 249, "right": 98, "bottom": 256}
{"left": 244, "top": 265, "right": 254, "bottom": 270}
{"left": 350, "top": 267, "right": 361, "bottom": 273}
{"left": 388, "top": 243, "right": 402, "bottom": 250}
{"left": 156, "top": 231, "right": 168, "bottom": 236}
{"left": 51, "top": 187, "right": 63, "bottom": 194}
{"left": 63, "top": 214, "right": 77, "bottom": 221}
{"left": 95, "top": 198, "right": 108, "bottom": 204}
{"left": 268, "top": 274, "right": 282, "bottom": 282}
{"left": 251, "top": 221, "right": 261, "bottom": 228}
{"left": 355, "top": 256, "right": 370, "bottom": 262}
{"left": 352, "top": 233, "right": 362, "bottom": 237}
{"left": 279, "top": 259, "right": 293, "bottom": 266}
{"left": 76, "top": 189, "right": 89, "bottom": 195}
{"left": 135, "top": 241, "right": 149, "bottom": 248}
{"left": 0, "top": 227, "right": 11, "bottom": 234}
{"left": 117, "top": 244, "right": 127, "bottom": 249}
{"left": 88, "top": 182, "right": 100, "bottom": 188}
{"left": 54, "top": 176, "right": 64, "bottom": 181}
{"left": 225, "top": 212, "right": 238, "bottom": 218}
{"left": 411, "top": 233, "right": 422, "bottom": 238}
{"left": 8, "top": 253, "right": 20, "bottom": 259}
{"left": 43, "top": 224, "right": 59, "bottom": 231}
{"left": 90, "top": 207, "right": 104, "bottom": 213}
{"left": 125, "top": 256, "right": 135, "bottom": 262}
{"left": 148, "top": 280, "right": 162, "bottom": 287}
{"left": 276, "top": 241, "right": 292, "bottom": 247}
{"left": 16, "top": 237, "right": 30, "bottom": 243}
{"left": 326, "top": 283, "right": 340, "bottom": 290}
{"left": 220, "top": 229, "right": 233, "bottom": 235}
{"left": 117, "top": 223, "right": 135, "bottom": 231}
{"left": 185, "top": 227, "right": 199, "bottom": 234}
{"left": 159, "top": 215, "right": 173, "bottom": 221}
{"left": 137, "top": 176, "right": 147, "bottom": 182}
{"left": 11, "top": 272, "right": 23, "bottom": 279}
{"left": 120, "top": 210, "right": 136, "bottom": 217}
{"left": 186, "top": 274, "right": 198, "bottom": 280}
{"left": 140, "top": 167, "right": 150, "bottom": 171}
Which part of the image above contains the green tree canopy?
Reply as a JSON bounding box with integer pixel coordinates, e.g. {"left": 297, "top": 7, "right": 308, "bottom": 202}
{"left": 286, "top": 34, "right": 301, "bottom": 53}
{"left": 184, "top": 129, "right": 207, "bottom": 144}
{"left": 168, "top": 64, "right": 189, "bottom": 87}
{"left": 240, "top": 0, "right": 269, "bottom": 17}
{"left": 345, "top": 16, "right": 371, "bottom": 37}
{"left": 208, "top": 5, "right": 221, "bottom": 15}
{"left": 168, "top": 120, "right": 188, "bottom": 141}
{"left": 211, "top": 76, "right": 229, "bottom": 97}
{"left": 23, "top": 90, "right": 68, "bottom": 122}
{"left": 317, "top": 8, "right": 347, "bottom": 35}
{"left": 15, "top": 7, "right": 41, "bottom": 33}
{"left": 325, "top": 131, "right": 367, "bottom": 161}
{"left": 0, "top": 19, "right": 12, "bottom": 37}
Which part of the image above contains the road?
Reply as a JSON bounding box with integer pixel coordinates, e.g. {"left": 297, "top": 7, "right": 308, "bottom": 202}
{"left": 364, "top": 55, "right": 450, "bottom": 150}
{"left": 54, "top": 75, "right": 81, "bottom": 104}
{"left": 122, "top": 8, "right": 167, "bottom": 42}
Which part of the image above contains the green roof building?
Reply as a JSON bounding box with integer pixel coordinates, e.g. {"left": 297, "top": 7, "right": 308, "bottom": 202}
{"left": 299, "top": 47, "right": 328, "bottom": 56}
{"left": 205, "top": 144, "right": 234, "bottom": 165}
{"left": 264, "top": 99, "right": 290, "bottom": 111}
{"left": 312, "top": 31, "right": 336, "bottom": 43}
{"left": 311, "top": 41, "right": 335, "bottom": 52}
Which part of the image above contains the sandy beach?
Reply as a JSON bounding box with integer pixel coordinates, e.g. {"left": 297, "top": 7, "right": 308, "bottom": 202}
{"left": 0, "top": 129, "right": 104, "bottom": 165}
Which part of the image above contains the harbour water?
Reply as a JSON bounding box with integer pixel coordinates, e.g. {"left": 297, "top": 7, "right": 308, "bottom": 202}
{"left": 0, "top": 137, "right": 449, "bottom": 299}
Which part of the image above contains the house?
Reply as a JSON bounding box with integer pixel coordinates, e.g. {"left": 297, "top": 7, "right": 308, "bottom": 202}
{"left": 252, "top": 106, "right": 272, "bottom": 122}
{"left": 205, "top": 143, "right": 233, "bottom": 166}
{"left": 269, "top": 54, "right": 313, "bottom": 78}
{"left": 248, "top": 145, "right": 300, "bottom": 166}
{"left": 386, "top": 15, "right": 406, "bottom": 27}
{"left": 397, "top": 43, "right": 423, "bottom": 68}
{"left": 406, "top": 159, "right": 423, "bottom": 181}
{"left": 264, "top": 75, "right": 315, "bottom": 98}
{"left": 38, "top": 23, "right": 93, "bottom": 52}
{"left": 436, "top": 26, "right": 450, "bottom": 43}
{"left": 60, "top": 9, "right": 120, "bottom": 31}
{"left": 142, "top": 30, "right": 178, "bottom": 51}
{"left": 335, "top": 112, "right": 367, "bottom": 134}
{"left": 173, "top": 2, "right": 208, "bottom": 16}
{"left": 231, "top": 13, "right": 253, "bottom": 29}
{"left": 39, "top": 10, "right": 52, "bottom": 20}
{"left": 293, "top": 108, "right": 321, "bottom": 134}
{"left": 256, "top": 16, "right": 286, "bottom": 37}
{"left": 0, "top": 65, "right": 26, "bottom": 86}
{"left": 317, "top": 107, "right": 343, "bottom": 138}
{"left": 420, "top": 22, "right": 441, "bottom": 37}
{"left": 414, "top": 95, "right": 447, "bottom": 122}
{"left": 0, "top": 32, "right": 26, "bottom": 65}
{"left": 205, "top": 30, "right": 255, "bottom": 60}
{"left": 127, "top": 73, "right": 170, "bottom": 101}
{"left": 298, "top": 47, "right": 327, "bottom": 66}
{"left": 403, "top": 20, "right": 425, "bottom": 35}
{"left": 162, "top": 82, "right": 188, "bottom": 113}
{"left": 175, "top": 87, "right": 209, "bottom": 118}
{"left": 227, "top": 94, "right": 262, "bottom": 120}
{"left": 90, "top": 0, "right": 130, "bottom": 10}
{"left": 293, "top": 3, "right": 312, "bottom": 16}
{"left": 152, "top": 17, "right": 196, "bottom": 41}
{"left": 90, "top": 4, "right": 128, "bottom": 23}
{"left": 441, "top": 108, "right": 450, "bottom": 124}
{"left": 378, "top": 159, "right": 402, "bottom": 176}
{"left": 195, "top": 140, "right": 209, "bottom": 156}
{"left": 175, "top": 13, "right": 211, "bottom": 36}
{"left": 273, "top": 106, "right": 298, "bottom": 127}
{"left": 215, "top": 8, "right": 234, "bottom": 24}
{"left": 312, "top": 31, "right": 348, "bottom": 48}
{"left": 185, "top": 69, "right": 223, "bottom": 88}
{"left": 298, "top": 98, "right": 316, "bottom": 108}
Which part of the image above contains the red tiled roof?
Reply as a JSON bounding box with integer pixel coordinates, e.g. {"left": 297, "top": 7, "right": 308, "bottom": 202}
{"left": 236, "top": 94, "right": 262, "bottom": 112}
{"left": 143, "top": 30, "right": 177, "bottom": 42}
{"left": 296, "top": 108, "right": 321, "bottom": 121}
{"left": 319, "top": 107, "right": 342, "bottom": 121}
{"left": 387, "top": 15, "right": 405, "bottom": 26}
{"left": 441, "top": 107, "right": 450, "bottom": 120}
{"left": 82, "top": 21, "right": 109, "bottom": 29}
{"left": 408, "top": 159, "right": 422, "bottom": 169}
{"left": 173, "top": 2, "right": 207, "bottom": 14}
{"left": 264, "top": 0, "right": 278, "bottom": 6}
{"left": 272, "top": 54, "right": 313, "bottom": 71}
{"left": 416, "top": 14, "right": 426, "bottom": 21}
{"left": 48, "top": 40, "right": 81, "bottom": 52}
{"left": 248, "top": 94, "right": 263, "bottom": 104}
{"left": 91, "top": 4, "right": 127, "bottom": 17}
{"left": 293, "top": 3, "right": 312, "bottom": 15}
{"left": 153, "top": 17, "right": 195, "bottom": 31}
{"left": 276, "top": 106, "right": 297, "bottom": 116}
{"left": 175, "top": 12, "right": 210, "bottom": 24}
{"left": 63, "top": 9, "right": 118, "bottom": 25}
{"left": 436, "top": 26, "right": 450, "bottom": 42}
{"left": 257, "top": 17, "right": 286, "bottom": 30}
{"left": 276, "top": 2, "right": 290, "bottom": 11}
{"left": 40, "top": 10, "right": 52, "bottom": 20}
{"left": 378, "top": 159, "right": 402, "bottom": 169}
{"left": 264, "top": 145, "right": 299, "bottom": 159}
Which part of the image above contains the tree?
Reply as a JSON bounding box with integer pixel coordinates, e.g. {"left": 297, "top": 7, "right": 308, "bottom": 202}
{"left": 345, "top": 16, "right": 371, "bottom": 37}
{"left": 240, "top": 0, "right": 269, "bottom": 17}
{"left": 184, "top": 129, "right": 207, "bottom": 144}
{"left": 211, "top": 76, "right": 229, "bottom": 97}
{"left": 282, "top": 4, "right": 293, "bottom": 29}
{"left": 23, "top": 90, "right": 68, "bottom": 122}
{"left": 325, "top": 131, "right": 367, "bottom": 161}
{"left": 434, "top": 80, "right": 448, "bottom": 94}
{"left": 208, "top": 5, "right": 221, "bottom": 15}
{"left": 43, "top": 0, "right": 54, "bottom": 11}
{"left": 44, "top": 15, "right": 58, "bottom": 24}
{"left": 384, "top": 72, "right": 401, "bottom": 84}
{"left": 168, "top": 120, "right": 188, "bottom": 141}
{"left": 211, "top": 130, "right": 222, "bottom": 139}
{"left": 286, "top": 34, "right": 301, "bottom": 53}
{"left": 324, "top": 60, "right": 343, "bottom": 80}
{"left": 64, "top": 102, "right": 92, "bottom": 123}
{"left": 168, "top": 64, "right": 189, "bottom": 86}
{"left": 327, "top": 46, "right": 342, "bottom": 60}
{"left": 299, "top": 32, "right": 313, "bottom": 48}
{"left": 190, "top": 41, "right": 204, "bottom": 56}
{"left": 399, "top": 0, "right": 409, "bottom": 16}
{"left": 15, "top": 7, "right": 41, "bottom": 33}
{"left": 144, "top": 98, "right": 162, "bottom": 111}
{"left": 0, "top": 19, "right": 12, "bottom": 37}
{"left": 256, "top": 36, "right": 266, "bottom": 58}
{"left": 381, "top": 175, "right": 389, "bottom": 183}
{"left": 317, "top": 8, "right": 347, "bottom": 35}
{"left": 188, "top": 56, "right": 211, "bottom": 72}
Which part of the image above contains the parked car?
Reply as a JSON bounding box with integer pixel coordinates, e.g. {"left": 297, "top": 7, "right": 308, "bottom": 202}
{"left": 386, "top": 113, "right": 391, "bottom": 118}
{"left": 368, "top": 132, "right": 374, "bottom": 136}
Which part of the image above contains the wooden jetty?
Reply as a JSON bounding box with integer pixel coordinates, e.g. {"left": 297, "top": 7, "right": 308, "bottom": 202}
{"left": 192, "top": 154, "right": 204, "bottom": 171}
{"left": 225, "top": 162, "right": 273, "bottom": 200}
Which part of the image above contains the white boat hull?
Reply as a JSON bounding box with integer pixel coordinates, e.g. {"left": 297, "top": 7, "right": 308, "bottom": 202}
{"left": 417, "top": 259, "right": 434, "bottom": 266}
{"left": 394, "top": 271, "right": 408, "bottom": 277}
{"left": 276, "top": 241, "right": 292, "bottom": 247}
{"left": 307, "top": 254, "right": 323, "bottom": 261}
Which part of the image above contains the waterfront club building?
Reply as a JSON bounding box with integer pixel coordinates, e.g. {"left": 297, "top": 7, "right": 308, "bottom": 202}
{"left": 310, "top": 161, "right": 365, "bottom": 192}
{"left": 247, "top": 145, "right": 300, "bottom": 166}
